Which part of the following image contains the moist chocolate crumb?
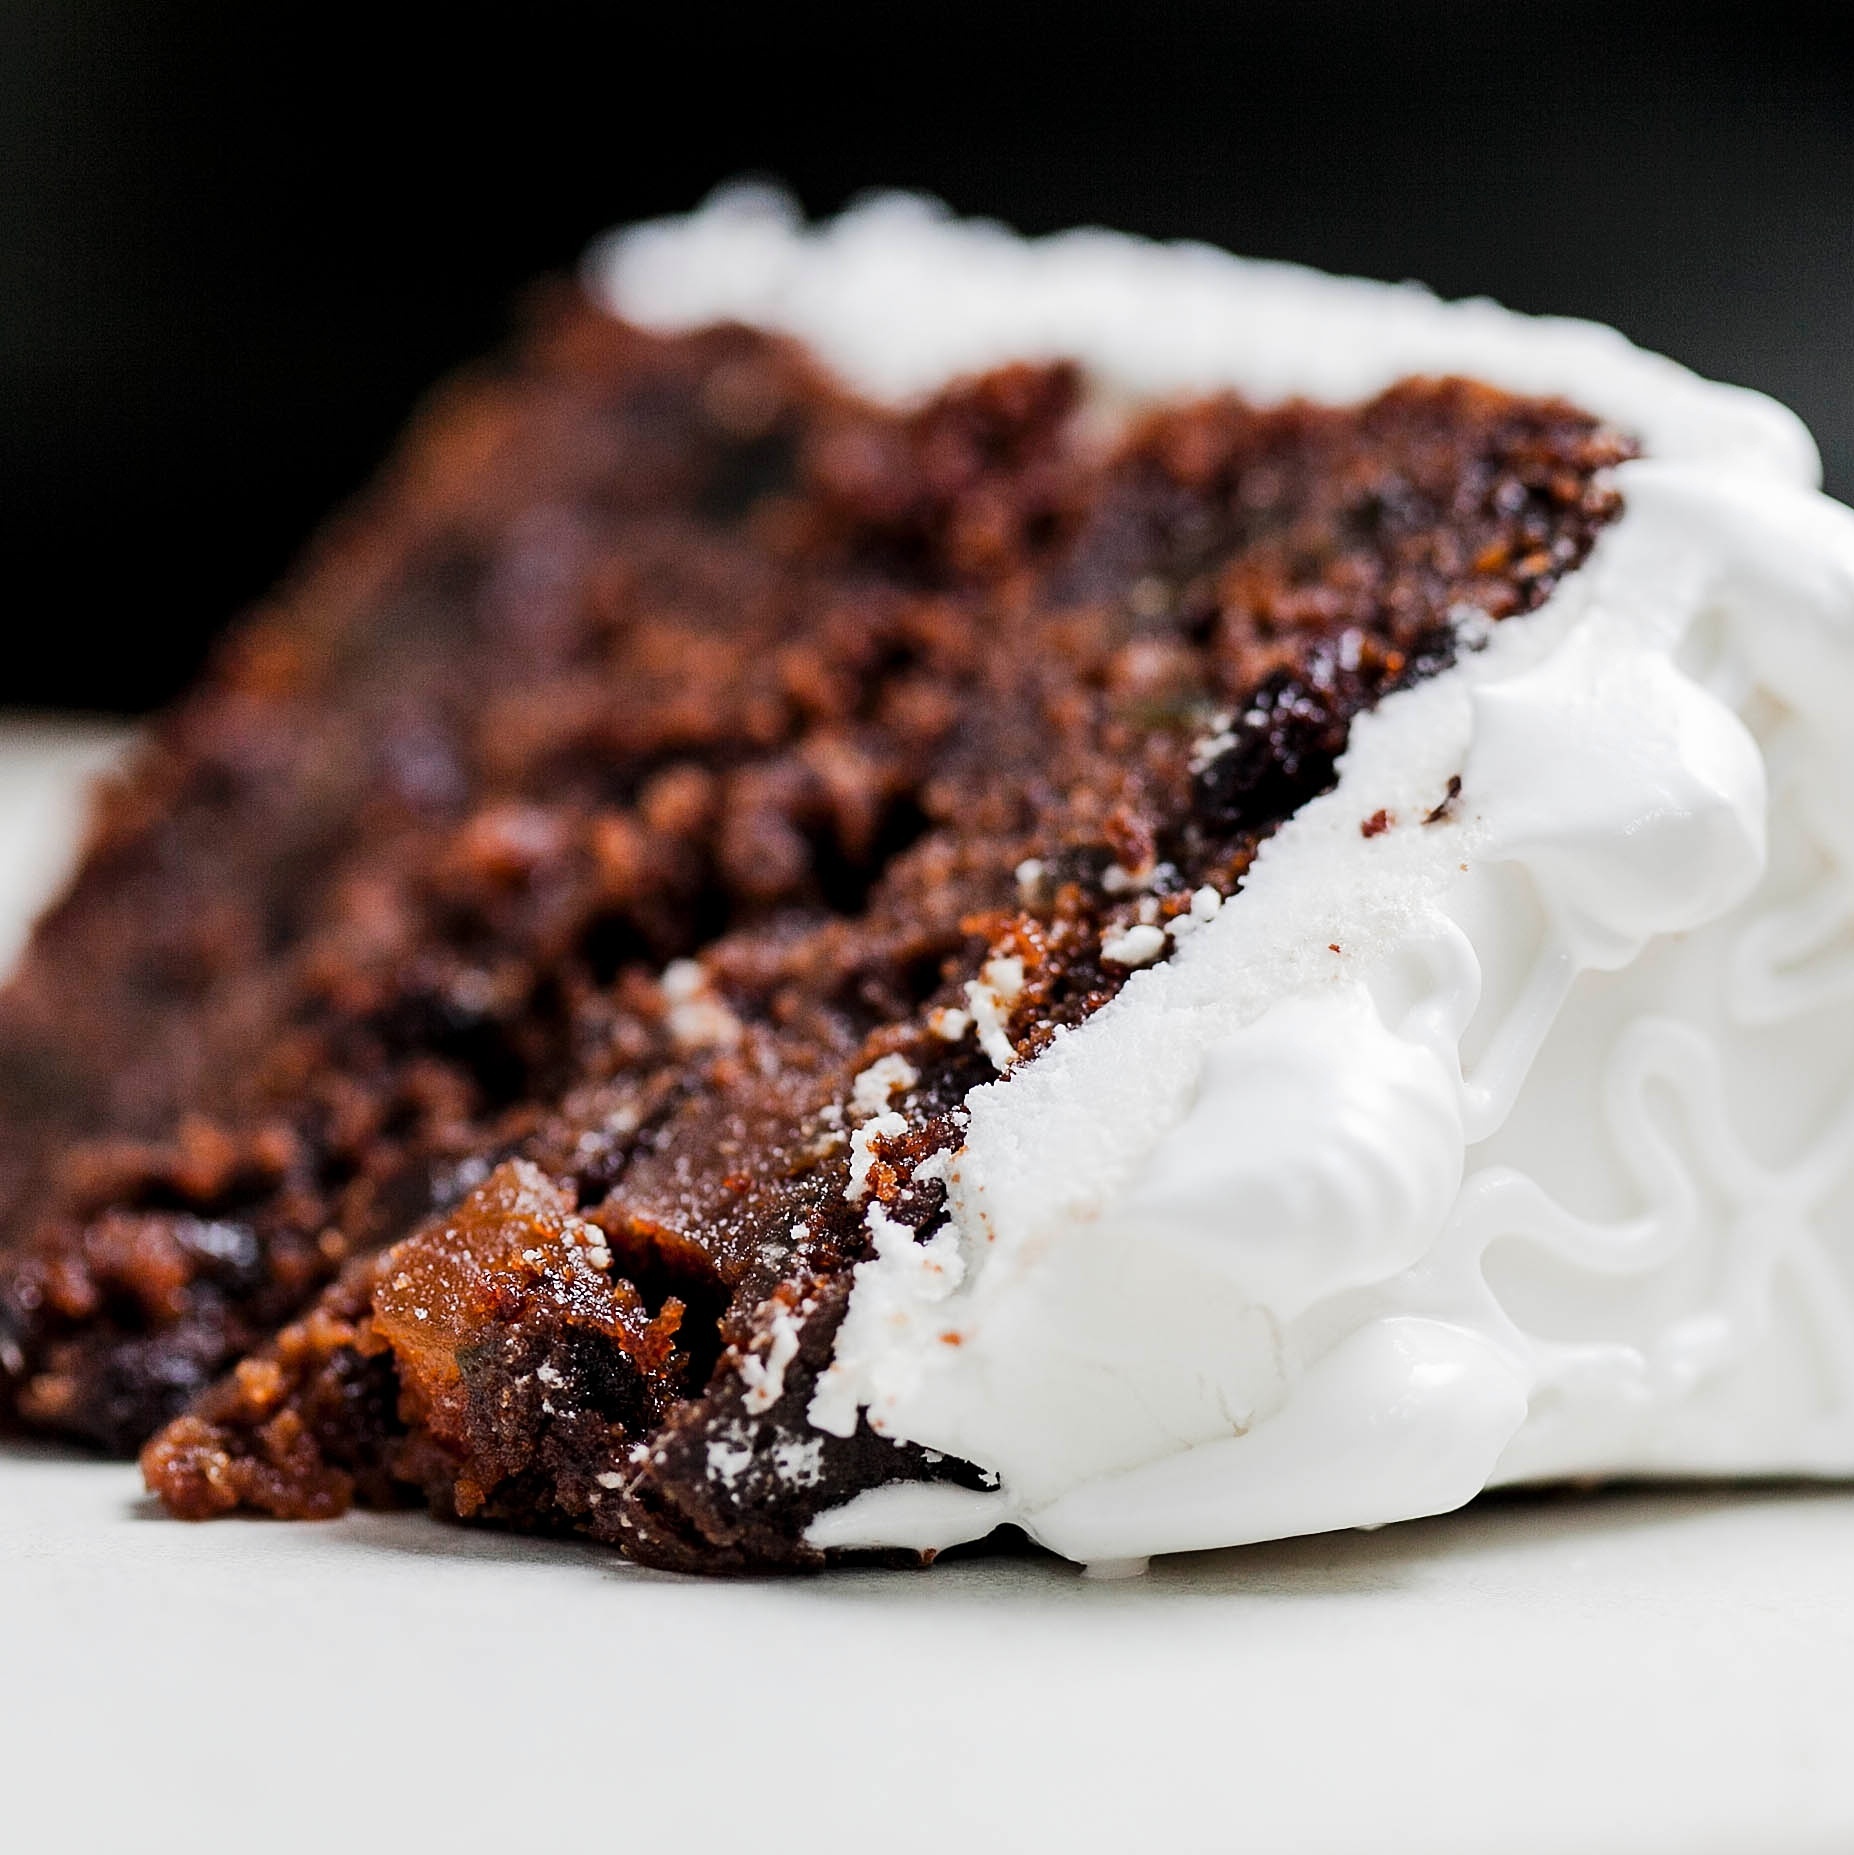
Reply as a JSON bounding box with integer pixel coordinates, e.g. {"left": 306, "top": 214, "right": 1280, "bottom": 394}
{"left": 1425, "top": 773, "right": 1465, "bottom": 824}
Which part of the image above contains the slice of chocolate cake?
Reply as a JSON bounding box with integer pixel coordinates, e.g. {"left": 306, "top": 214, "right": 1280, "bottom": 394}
{"left": 10, "top": 192, "right": 1854, "bottom": 1575}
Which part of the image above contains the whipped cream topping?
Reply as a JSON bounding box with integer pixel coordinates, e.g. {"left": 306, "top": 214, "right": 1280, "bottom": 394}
{"left": 596, "top": 191, "right": 1854, "bottom": 1568}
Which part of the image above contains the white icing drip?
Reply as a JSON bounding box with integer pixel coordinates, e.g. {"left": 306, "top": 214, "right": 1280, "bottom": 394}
{"left": 596, "top": 193, "right": 1854, "bottom": 1566}
{"left": 810, "top": 1204, "right": 967, "bottom": 1440}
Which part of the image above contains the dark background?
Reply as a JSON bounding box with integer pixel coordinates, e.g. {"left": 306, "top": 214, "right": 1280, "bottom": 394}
{"left": 5, "top": 1, "right": 1851, "bottom": 714}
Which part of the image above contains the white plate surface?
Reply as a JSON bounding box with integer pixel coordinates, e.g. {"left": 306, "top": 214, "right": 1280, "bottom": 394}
{"left": 4, "top": 722, "right": 1854, "bottom": 1855}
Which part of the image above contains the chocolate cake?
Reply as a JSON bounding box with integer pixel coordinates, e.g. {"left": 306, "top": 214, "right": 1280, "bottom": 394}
{"left": 7, "top": 193, "right": 1853, "bottom": 1574}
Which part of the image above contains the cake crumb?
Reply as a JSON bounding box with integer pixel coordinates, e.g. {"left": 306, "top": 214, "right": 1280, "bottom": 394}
{"left": 706, "top": 1432, "right": 755, "bottom": 1487}
{"left": 850, "top": 1053, "right": 919, "bottom": 1117}
{"left": 928, "top": 1005, "right": 971, "bottom": 1042}
{"left": 739, "top": 1305, "right": 804, "bottom": 1414}
{"left": 772, "top": 1436, "right": 825, "bottom": 1488}
{"left": 1167, "top": 885, "right": 1223, "bottom": 943}
{"left": 1424, "top": 774, "right": 1464, "bottom": 824}
{"left": 846, "top": 1110, "right": 908, "bottom": 1201}
{"left": 660, "top": 958, "right": 743, "bottom": 1051}
{"left": 964, "top": 955, "right": 1027, "bottom": 1070}
{"left": 1101, "top": 922, "right": 1167, "bottom": 967}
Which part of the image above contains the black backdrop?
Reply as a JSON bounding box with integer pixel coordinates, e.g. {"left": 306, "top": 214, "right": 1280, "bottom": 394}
{"left": 5, "top": 1, "right": 1851, "bottom": 713}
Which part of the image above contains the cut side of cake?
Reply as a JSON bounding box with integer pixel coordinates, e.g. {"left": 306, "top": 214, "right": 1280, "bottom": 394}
{"left": 8, "top": 192, "right": 1854, "bottom": 1574}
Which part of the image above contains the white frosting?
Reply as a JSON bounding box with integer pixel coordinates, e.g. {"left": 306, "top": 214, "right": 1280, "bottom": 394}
{"left": 594, "top": 191, "right": 1854, "bottom": 1569}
